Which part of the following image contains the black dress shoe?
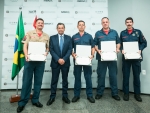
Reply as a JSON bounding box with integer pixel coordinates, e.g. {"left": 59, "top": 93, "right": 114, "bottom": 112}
{"left": 62, "top": 97, "right": 70, "bottom": 104}
{"left": 32, "top": 101, "right": 43, "bottom": 108}
{"left": 95, "top": 94, "right": 102, "bottom": 99}
{"left": 123, "top": 94, "right": 129, "bottom": 101}
{"left": 72, "top": 96, "right": 80, "bottom": 102}
{"left": 17, "top": 106, "right": 24, "bottom": 113}
{"left": 134, "top": 94, "right": 142, "bottom": 102}
{"left": 112, "top": 95, "right": 121, "bottom": 101}
{"left": 47, "top": 98, "right": 55, "bottom": 106}
{"left": 87, "top": 97, "right": 95, "bottom": 103}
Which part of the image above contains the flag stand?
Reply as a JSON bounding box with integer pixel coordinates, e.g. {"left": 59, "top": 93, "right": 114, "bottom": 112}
{"left": 9, "top": 74, "right": 20, "bottom": 103}
{"left": 9, "top": 74, "right": 33, "bottom": 103}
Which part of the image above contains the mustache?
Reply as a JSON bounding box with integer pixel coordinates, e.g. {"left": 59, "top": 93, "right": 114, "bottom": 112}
{"left": 127, "top": 25, "right": 131, "bottom": 26}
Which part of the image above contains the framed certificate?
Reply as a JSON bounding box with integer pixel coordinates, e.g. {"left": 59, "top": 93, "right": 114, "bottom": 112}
{"left": 123, "top": 42, "right": 142, "bottom": 59}
{"left": 28, "top": 42, "right": 46, "bottom": 61}
{"left": 101, "top": 41, "right": 117, "bottom": 61}
{"left": 75, "top": 45, "right": 92, "bottom": 65}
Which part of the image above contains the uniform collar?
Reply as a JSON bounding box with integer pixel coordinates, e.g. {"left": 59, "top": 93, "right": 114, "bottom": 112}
{"left": 76, "top": 31, "right": 87, "bottom": 35}
{"left": 125, "top": 27, "right": 136, "bottom": 32}
{"left": 100, "top": 28, "right": 112, "bottom": 33}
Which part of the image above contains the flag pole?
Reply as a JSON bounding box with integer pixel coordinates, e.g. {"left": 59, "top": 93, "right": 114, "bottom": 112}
{"left": 9, "top": 7, "right": 23, "bottom": 103}
{"left": 16, "top": 74, "right": 19, "bottom": 95}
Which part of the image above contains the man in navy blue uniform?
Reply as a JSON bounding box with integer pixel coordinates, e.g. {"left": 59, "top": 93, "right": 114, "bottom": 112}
{"left": 94, "top": 17, "right": 121, "bottom": 101}
{"left": 46, "top": 23, "right": 72, "bottom": 105}
{"left": 72, "top": 20, "right": 95, "bottom": 103}
{"left": 120, "top": 17, "right": 147, "bottom": 102}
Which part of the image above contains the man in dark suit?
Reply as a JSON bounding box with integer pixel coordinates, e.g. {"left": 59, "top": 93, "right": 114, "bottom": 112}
{"left": 47, "top": 23, "right": 72, "bottom": 106}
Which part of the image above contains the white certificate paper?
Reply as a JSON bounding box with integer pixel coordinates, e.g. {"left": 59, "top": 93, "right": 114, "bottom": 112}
{"left": 101, "top": 41, "right": 117, "bottom": 61}
{"left": 123, "top": 42, "right": 142, "bottom": 59}
{"left": 75, "top": 45, "right": 91, "bottom": 65}
{"left": 28, "top": 42, "right": 46, "bottom": 61}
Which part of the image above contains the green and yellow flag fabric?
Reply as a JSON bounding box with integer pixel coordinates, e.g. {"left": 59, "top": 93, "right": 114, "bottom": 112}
{"left": 11, "top": 11, "right": 25, "bottom": 80}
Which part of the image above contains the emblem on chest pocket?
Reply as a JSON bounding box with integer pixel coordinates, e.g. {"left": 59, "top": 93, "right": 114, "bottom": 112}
{"left": 132, "top": 33, "right": 135, "bottom": 36}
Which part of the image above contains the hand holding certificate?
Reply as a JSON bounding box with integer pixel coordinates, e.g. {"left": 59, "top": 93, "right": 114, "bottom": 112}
{"left": 123, "top": 42, "right": 142, "bottom": 59}
{"left": 75, "top": 45, "right": 92, "bottom": 65}
{"left": 101, "top": 41, "right": 117, "bottom": 61}
{"left": 28, "top": 42, "right": 46, "bottom": 61}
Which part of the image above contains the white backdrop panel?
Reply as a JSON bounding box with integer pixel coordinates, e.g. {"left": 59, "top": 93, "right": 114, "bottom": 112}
{"left": 57, "top": 0, "right": 74, "bottom": 7}
{"left": 39, "top": 0, "right": 57, "bottom": 6}
{"left": 3, "top": 29, "right": 16, "bottom": 42}
{"left": 23, "top": 0, "right": 40, "bottom": 6}
{"left": 39, "top": 7, "right": 57, "bottom": 18}
{"left": 4, "top": 6, "right": 21, "bottom": 18}
{"left": 73, "top": 7, "right": 91, "bottom": 18}
{"left": 2, "top": 0, "right": 108, "bottom": 89}
{"left": 74, "top": 0, "right": 90, "bottom": 7}
{"left": 4, "top": 0, "right": 23, "bottom": 6}
{"left": 90, "top": 0, "right": 108, "bottom": 7}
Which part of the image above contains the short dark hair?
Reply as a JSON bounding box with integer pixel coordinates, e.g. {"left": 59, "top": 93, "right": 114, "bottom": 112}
{"left": 57, "top": 23, "right": 65, "bottom": 28}
{"left": 77, "top": 20, "right": 85, "bottom": 25}
{"left": 36, "top": 18, "right": 44, "bottom": 23}
{"left": 125, "top": 17, "right": 133, "bottom": 23}
{"left": 101, "top": 17, "right": 109, "bottom": 21}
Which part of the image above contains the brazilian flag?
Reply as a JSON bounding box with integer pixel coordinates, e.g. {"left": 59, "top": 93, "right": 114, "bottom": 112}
{"left": 11, "top": 11, "right": 25, "bottom": 80}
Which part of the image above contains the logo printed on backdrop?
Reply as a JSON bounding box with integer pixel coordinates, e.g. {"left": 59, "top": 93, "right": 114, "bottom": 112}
{"left": 44, "top": 23, "right": 53, "bottom": 25}
{"left": 44, "top": 70, "right": 51, "bottom": 72}
{"left": 8, "top": 45, "right": 14, "bottom": 49}
{"left": 9, "top": 22, "right": 18, "bottom": 25}
{"left": 92, "top": 23, "right": 95, "bottom": 25}
{"left": 43, "top": 0, "right": 53, "bottom": 2}
{"left": 28, "top": 10, "right": 36, "bottom": 14}
{"left": 24, "top": 22, "right": 32, "bottom": 25}
{"left": 95, "top": 11, "right": 103, "bottom": 14}
{"left": 58, "top": 0, "right": 73, "bottom": 2}
{"left": 19, "top": 7, "right": 22, "bottom": 10}
{"left": 4, "top": 83, "right": 7, "bottom": 85}
{"left": 61, "top": 11, "right": 70, "bottom": 13}
{"left": 4, "top": 58, "right": 13, "bottom": 61}
{"left": 5, "top": 34, "right": 15, "bottom": 37}
{"left": 92, "top": 0, "right": 106, "bottom": 2}
{"left": 4, "top": 58, "right": 8, "bottom": 61}
{"left": 24, "top": 0, "right": 39, "bottom": 2}
{"left": 10, "top": 0, "right": 18, "bottom": 2}
{"left": 6, "top": 10, "right": 20, "bottom": 13}
{"left": 74, "top": 11, "right": 89, "bottom": 14}
{"left": 5, "top": 34, "right": 8, "bottom": 37}
{"left": 41, "top": 11, "right": 55, "bottom": 14}
{"left": 92, "top": 22, "right": 100, "bottom": 25}
{"left": 77, "top": 0, "right": 87, "bottom": 2}
{"left": 7, "top": 69, "right": 12, "bottom": 73}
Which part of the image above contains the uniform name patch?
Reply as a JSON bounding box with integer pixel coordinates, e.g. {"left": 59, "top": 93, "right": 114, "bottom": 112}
{"left": 74, "top": 38, "right": 80, "bottom": 40}
{"left": 122, "top": 36, "right": 128, "bottom": 38}
{"left": 98, "top": 36, "right": 104, "bottom": 38}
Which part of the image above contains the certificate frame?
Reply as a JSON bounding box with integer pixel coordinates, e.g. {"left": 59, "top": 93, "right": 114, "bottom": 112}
{"left": 75, "top": 45, "right": 92, "bottom": 65}
{"left": 28, "top": 42, "right": 46, "bottom": 61}
{"left": 123, "top": 42, "right": 142, "bottom": 59}
{"left": 101, "top": 41, "right": 117, "bottom": 61}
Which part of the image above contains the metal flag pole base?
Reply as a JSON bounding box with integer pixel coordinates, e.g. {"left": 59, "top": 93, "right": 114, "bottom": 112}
{"left": 9, "top": 74, "right": 33, "bottom": 103}
{"left": 9, "top": 95, "right": 20, "bottom": 103}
